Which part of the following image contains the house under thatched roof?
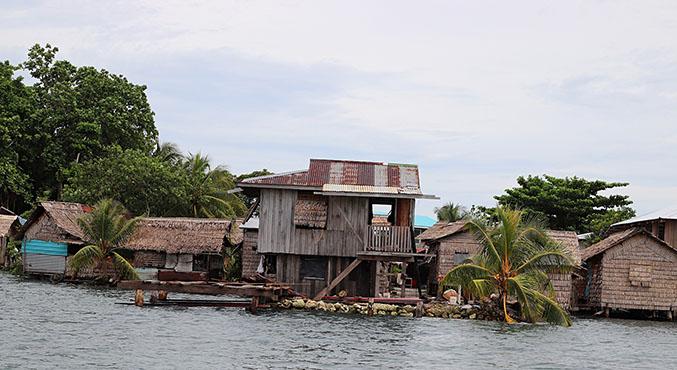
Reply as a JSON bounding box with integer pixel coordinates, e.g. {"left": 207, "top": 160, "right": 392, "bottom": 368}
{"left": 416, "top": 221, "right": 469, "bottom": 242}
{"left": 124, "top": 218, "right": 243, "bottom": 255}
{"left": 18, "top": 201, "right": 90, "bottom": 244}
{"left": 0, "top": 215, "right": 20, "bottom": 237}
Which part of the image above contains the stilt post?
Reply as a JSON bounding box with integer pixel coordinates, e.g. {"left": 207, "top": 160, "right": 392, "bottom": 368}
{"left": 134, "top": 289, "right": 144, "bottom": 307}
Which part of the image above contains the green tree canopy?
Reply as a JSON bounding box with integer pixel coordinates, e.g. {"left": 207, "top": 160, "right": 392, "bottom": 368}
{"left": 2, "top": 44, "right": 158, "bottom": 211}
{"left": 434, "top": 202, "right": 467, "bottom": 222}
{"left": 62, "top": 147, "right": 187, "bottom": 217}
{"left": 0, "top": 61, "right": 34, "bottom": 211}
{"left": 183, "top": 153, "right": 247, "bottom": 218}
{"left": 494, "top": 175, "right": 635, "bottom": 234}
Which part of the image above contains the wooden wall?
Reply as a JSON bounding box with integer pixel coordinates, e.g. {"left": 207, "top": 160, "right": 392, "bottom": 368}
{"left": 274, "top": 254, "right": 371, "bottom": 297}
{"left": 599, "top": 234, "right": 677, "bottom": 311}
{"left": 258, "top": 189, "right": 369, "bottom": 257}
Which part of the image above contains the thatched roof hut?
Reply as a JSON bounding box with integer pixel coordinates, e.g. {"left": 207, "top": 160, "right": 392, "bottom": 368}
{"left": 18, "top": 201, "right": 90, "bottom": 245}
{"left": 0, "top": 215, "right": 21, "bottom": 238}
{"left": 418, "top": 221, "right": 581, "bottom": 308}
{"left": 580, "top": 228, "right": 677, "bottom": 313}
{"left": 125, "top": 217, "right": 243, "bottom": 254}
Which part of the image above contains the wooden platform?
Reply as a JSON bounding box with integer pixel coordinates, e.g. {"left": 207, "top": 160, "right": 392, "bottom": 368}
{"left": 117, "top": 280, "right": 293, "bottom": 300}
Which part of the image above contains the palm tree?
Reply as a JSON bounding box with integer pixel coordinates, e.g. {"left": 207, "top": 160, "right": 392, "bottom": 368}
{"left": 183, "top": 153, "right": 246, "bottom": 218}
{"left": 434, "top": 202, "right": 466, "bottom": 222}
{"left": 152, "top": 142, "right": 183, "bottom": 165}
{"left": 69, "top": 199, "right": 140, "bottom": 280}
{"left": 440, "top": 207, "right": 577, "bottom": 326}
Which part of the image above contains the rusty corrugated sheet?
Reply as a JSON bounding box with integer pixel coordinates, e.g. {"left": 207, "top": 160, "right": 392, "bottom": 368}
{"left": 240, "top": 159, "right": 423, "bottom": 195}
{"left": 322, "top": 184, "right": 399, "bottom": 194}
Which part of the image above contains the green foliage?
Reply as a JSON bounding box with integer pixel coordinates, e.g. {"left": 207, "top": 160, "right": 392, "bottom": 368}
{"left": 183, "top": 153, "right": 247, "bottom": 218}
{"left": 69, "top": 199, "right": 140, "bottom": 280}
{"left": 223, "top": 246, "right": 241, "bottom": 281}
{"left": 0, "top": 44, "right": 158, "bottom": 213}
{"left": 0, "top": 61, "right": 34, "bottom": 211}
{"left": 62, "top": 147, "right": 188, "bottom": 217}
{"left": 6, "top": 239, "right": 23, "bottom": 275}
{"left": 494, "top": 175, "right": 635, "bottom": 234}
{"left": 235, "top": 169, "right": 273, "bottom": 210}
{"left": 441, "top": 207, "right": 577, "bottom": 326}
{"left": 434, "top": 202, "right": 467, "bottom": 222}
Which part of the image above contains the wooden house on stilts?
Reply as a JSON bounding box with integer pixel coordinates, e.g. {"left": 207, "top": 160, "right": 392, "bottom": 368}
{"left": 235, "top": 159, "right": 437, "bottom": 299}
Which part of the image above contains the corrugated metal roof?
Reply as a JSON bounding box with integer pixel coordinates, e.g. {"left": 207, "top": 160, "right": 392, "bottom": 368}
{"left": 322, "top": 184, "right": 399, "bottom": 194}
{"left": 612, "top": 206, "right": 677, "bottom": 227}
{"left": 238, "top": 159, "right": 426, "bottom": 196}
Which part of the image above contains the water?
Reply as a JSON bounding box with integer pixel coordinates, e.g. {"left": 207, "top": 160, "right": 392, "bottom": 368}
{"left": 1, "top": 273, "right": 675, "bottom": 370}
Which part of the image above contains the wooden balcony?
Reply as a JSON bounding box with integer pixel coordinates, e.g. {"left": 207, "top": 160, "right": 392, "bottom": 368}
{"left": 366, "top": 225, "right": 412, "bottom": 254}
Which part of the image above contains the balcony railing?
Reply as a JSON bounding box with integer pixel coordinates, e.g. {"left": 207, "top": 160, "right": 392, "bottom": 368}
{"left": 366, "top": 225, "right": 412, "bottom": 253}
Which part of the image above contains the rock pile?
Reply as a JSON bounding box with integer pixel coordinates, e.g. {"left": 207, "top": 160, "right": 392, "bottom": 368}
{"left": 275, "top": 297, "right": 503, "bottom": 321}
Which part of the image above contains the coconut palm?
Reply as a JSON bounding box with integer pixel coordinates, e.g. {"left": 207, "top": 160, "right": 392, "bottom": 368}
{"left": 183, "top": 153, "right": 246, "bottom": 218}
{"left": 152, "top": 141, "right": 183, "bottom": 165}
{"left": 434, "top": 202, "right": 466, "bottom": 222}
{"left": 440, "top": 207, "right": 577, "bottom": 326}
{"left": 69, "top": 199, "right": 140, "bottom": 280}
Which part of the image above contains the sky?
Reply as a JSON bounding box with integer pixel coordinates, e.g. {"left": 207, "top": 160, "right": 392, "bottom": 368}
{"left": 3, "top": 0, "right": 677, "bottom": 217}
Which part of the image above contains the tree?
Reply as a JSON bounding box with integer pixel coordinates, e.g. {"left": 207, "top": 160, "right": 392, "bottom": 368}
{"left": 441, "top": 207, "right": 577, "bottom": 326}
{"left": 0, "top": 61, "right": 33, "bottom": 211}
{"left": 494, "top": 175, "right": 635, "bottom": 234}
{"left": 69, "top": 199, "right": 140, "bottom": 280}
{"left": 235, "top": 169, "right": 273, "bottom": 210}
{"left": 183, "top": 153, "right": 246, "bottom": 218}
{"left": 152, "top": 142, "right": 183, "bottom": 165}
{"left": 434, "top": 202, "right": 467, "bottom": 222}
{"left": 62, "top": 147, "right": 187, "bottom": 217}
{"left": 18, "top": 44, "right": 158, "bottom": 201}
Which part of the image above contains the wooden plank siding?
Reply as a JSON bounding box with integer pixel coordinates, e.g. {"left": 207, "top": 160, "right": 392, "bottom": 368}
{"left": 258, "top": 189, "right": 369, "bottom": 257}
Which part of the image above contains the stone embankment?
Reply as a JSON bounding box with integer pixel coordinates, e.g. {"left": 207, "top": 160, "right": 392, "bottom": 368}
{"left": 274, "top": 297, "right": 503, "bottom": 320}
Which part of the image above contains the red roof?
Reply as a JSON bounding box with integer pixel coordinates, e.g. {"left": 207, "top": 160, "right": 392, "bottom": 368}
{"left": 239, "top": 159, "right": 425, "bottom": 196}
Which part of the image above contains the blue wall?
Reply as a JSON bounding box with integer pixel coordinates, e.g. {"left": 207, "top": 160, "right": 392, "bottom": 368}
{"left": 23, "top": 240, "right": 68, "bottom": 256}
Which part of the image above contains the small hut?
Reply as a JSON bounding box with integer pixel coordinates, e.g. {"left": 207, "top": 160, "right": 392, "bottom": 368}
{"left": 417, "top": 221, "right": 581, "bottom": 308}
{"left": 17, "top": 202, "right": 90, "bottom": 275}
{"left": 124, "top": 217, "right": 243, "bottom": 279}
{"left": 579, "top": 228, "right": 677, "bottom": 317}
{"left": 0, "top": 214, "right": 21, "bottom": 268}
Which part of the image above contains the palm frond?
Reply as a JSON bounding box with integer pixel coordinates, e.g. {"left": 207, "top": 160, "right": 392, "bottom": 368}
{"left": 111, "top": 251, "right": 139, "bottom": 280}
{"left": 440, "top": 263, "right": 494, "bottom": 295}
{"left": 69, "top": 244, "right": 104, "bottom": 273}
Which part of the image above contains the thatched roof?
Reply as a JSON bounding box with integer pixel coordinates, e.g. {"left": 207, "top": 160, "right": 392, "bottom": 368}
{"left": 416, "top": 221, "right": 469, "bottom": 241}
{"left": 124, "top": 218, "right": 243, "bottom": 254}
{"left": 581, "top": 228, "right": 677, "bottom": 261}
{"left": 17, "top": 201, "right": 90, "bottom": 244}
{"left": 0, "top": 215, "right": 20, "bottom": 237}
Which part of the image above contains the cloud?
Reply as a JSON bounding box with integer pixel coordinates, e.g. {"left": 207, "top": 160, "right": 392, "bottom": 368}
{"left": 2, "top": 1, "right": 677, "bottom": 218}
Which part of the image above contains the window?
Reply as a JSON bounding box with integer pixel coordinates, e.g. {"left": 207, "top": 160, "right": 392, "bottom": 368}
{"left": 264, "top": 255, "right": 277, "bottom": 275}
{"left": 300, "top": 256, "right": 327, "bottom": 280}
{"left": 453, "top": 252, "right": 470, "bottom": 265}
{"left": 294, "top": 193, "right": 327, "bottom": 228}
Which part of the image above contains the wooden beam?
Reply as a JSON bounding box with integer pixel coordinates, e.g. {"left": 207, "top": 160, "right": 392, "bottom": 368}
{"left": 313, "top": 259, "right": 362, "bottom": 300}
{"left": 243, "top": 197, "right": 260, "bottom": 224}
{"left": 117, "top": 280, "right": 287, "bottom": 299}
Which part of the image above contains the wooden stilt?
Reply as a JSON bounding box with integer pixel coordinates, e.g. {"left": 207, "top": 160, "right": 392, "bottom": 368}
{"left": 367, "top": 297, "right": 374, "bottom": 316}
{"left": 247, "top": 296, "right": 259, "bottom": 314}
{"left": 604, "top": 307, "right": 610, "bottom": 318}
{"left": 134, "top": 289, "right": 144, "bottom": 307}
{"left": 401, "top": 262, "right": 407, "bottom": 298}
{"left": 313, "top": 259, "right": 362, "bottom": 300}
{"left": 415, "top": 301, "right": 423, "bottom": 318}
{"left": 667, "top": 310, "right": 673, "bottom": 321}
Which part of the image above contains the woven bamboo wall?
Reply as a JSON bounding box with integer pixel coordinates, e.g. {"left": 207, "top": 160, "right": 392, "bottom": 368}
{"left": 599, "top": 234, "right": 677, "bottom": 311}
{"left": 241, "top": 229, "right": 260, "bottom": 277}
{"left": 133, "top": 251, "right": 166, "bottom": 268}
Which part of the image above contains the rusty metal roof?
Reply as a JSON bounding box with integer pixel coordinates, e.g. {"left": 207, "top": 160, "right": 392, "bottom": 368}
{"left": 239, "top": 159, "right": 427, "bottom": 196}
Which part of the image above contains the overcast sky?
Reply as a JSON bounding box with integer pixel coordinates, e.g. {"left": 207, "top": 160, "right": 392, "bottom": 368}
{"left": 3, "top": 1, "right": 677, "bottom": 217}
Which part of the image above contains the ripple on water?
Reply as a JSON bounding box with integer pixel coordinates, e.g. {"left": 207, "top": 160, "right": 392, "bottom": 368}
{"left": 1, "top": 273, "right": 676, "bottom": 369}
